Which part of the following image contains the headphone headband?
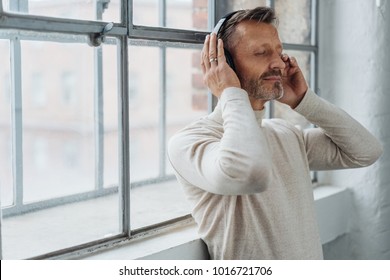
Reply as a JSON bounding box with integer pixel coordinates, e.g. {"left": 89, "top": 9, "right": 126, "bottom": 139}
{"left": 212, "top": 11, "right": 239, "bottom": 35}
{"left": 212, "top": 11, "right": 240, "bottom": 71}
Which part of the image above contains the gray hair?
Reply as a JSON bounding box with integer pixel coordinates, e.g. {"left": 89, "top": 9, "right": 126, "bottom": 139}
{"left": 218, "top": 7, "right": 278, "bottom": 51}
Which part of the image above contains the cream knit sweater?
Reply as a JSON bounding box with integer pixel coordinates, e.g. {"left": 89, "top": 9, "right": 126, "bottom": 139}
{"left": 168, "top": 87, "right": 382, "bottom": 260}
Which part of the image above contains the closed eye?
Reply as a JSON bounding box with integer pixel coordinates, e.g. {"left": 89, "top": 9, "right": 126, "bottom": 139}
{"left": 254, "top": 51, "right": 266, "bottom": 56}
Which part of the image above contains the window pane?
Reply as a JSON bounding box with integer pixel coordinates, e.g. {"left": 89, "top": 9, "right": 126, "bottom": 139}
{"left": 2, "top": 0, "right": 120, "bottom": 22}
{"left": 216, "top": 0, "right": 268, "bottom": 18}
{"left": 103, "top": 43, "right": 119, "bottom": 188}
{"left": 0, "top": 40, "right": 13, "bottom": 207}
{"left": 129, "top": 41, "right": 206, "bottom": 229}
{"left": 1, "top": 37, "right": 121, "bottom": 259}
{"left": 274, "top": 50, "right": 313, "bottom": 128}
{"left": 275, "top": 0, "right": 313, "bottom": 45}
{"left": 133, "top": 0, "right": 209, "bottom": 31}
{"left": 129, "top": 45, "right": 160, "bottom": 182}
{"left": 21, "top": 41, "right": 96, "bottom": 202}
{"left": 215, "top": 0, "right": 313, "bottom": 45}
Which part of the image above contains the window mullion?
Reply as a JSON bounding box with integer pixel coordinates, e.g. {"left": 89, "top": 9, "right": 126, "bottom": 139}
{"left": 128, "top": 26, "right": 207, "bottom": 44}
{"left": 158, "top": 0, "right": 167, "bottom": 177}
{"left": 10, "top": 36, "right": 24, "bottom": 214}
{"left": 118, "top": 36, "right": 131, "bottom": 236}
{"left": 311, "top": 0, "right": 318, "bottom": 47}
{"left": 94, "top": 2, "right": 105, "bottom": 191}
{"left": 0, "top": 13, "right": 127, "bottom": 38}
{"left": 10, "top": 0, "right": 28, "bottom": 12}
{"left": 267, "top": 0, "right": 275, "bottom": 9}
{"left": 267, "top": 0, "right": 275, "bottom": 118}
{"left": 311, "top": 0, "right": 318, "bottom": 183}
{"left": 209, "top": 0, "right": 218, "bottom": 112}
{"left": 118, "top": 0, "right": 131, "bottom": 238}
{"left": 128, "top": 0, "right": 133, "bottom": 30}
{"left": 159, "top": 49, "right": 167, "bottom": 177}
{"left": 159, "top": 0, "right": 167, "bottom": 27}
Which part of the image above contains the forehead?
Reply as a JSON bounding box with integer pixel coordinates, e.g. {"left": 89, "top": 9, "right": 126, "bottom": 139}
{"left": 233, "top": 20, "right": 281, "bottom": 47}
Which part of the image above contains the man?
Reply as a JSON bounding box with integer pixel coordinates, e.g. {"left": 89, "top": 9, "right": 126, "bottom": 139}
{"left": 168, "top": 7, "right": 382, "bottom": 259}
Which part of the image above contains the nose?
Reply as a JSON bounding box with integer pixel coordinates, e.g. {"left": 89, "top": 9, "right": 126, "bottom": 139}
{"left": 269, "top": 52, "right": 285, "bottom": 71}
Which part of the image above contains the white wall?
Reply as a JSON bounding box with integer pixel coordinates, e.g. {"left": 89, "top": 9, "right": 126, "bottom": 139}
{"left": 318, "top": 0, "right": 390, "bottom": 259}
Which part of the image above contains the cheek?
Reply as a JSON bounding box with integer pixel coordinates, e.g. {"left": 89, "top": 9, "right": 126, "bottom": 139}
{"left": 237, "top": 63, "right": 266, "bottom": 82}
{"left": 233, "top": 51, "right": 269, "bottom": 79}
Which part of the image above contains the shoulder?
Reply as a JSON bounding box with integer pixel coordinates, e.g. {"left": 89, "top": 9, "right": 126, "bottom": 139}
{"left": 176, "top": 114, "right": 224, "bottom": 139}
{"left": 168, "top": 114, "right": 223, "bottom": 156}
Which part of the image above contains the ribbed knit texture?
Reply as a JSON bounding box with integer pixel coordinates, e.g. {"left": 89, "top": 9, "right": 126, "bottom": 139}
{"left": 168, "top": 88, "right": 382, "bottom": 260}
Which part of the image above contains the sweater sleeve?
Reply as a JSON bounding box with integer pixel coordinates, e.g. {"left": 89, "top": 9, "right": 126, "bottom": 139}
{"left": 168, "top": 87, "right": 272, "bottom": 195}
{"left": 294, "top": 89, "right": 383, "bottom": 170}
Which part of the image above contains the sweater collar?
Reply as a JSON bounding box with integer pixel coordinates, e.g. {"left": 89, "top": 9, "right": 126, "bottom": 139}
{"left": 210, "top": 102, "right": 266, "bottom": 125}
{"left": 253, "top": 108, "right": 266, "bottom": 123}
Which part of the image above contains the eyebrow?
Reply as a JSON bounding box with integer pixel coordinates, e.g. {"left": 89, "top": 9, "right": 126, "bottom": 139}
{"left": 249, "top": 42, "right": 283, "bottom": 52}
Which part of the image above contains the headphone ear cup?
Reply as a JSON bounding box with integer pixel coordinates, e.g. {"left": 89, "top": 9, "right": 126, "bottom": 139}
{"left": 224, "top": 48, "right": 236, "bottom": 72}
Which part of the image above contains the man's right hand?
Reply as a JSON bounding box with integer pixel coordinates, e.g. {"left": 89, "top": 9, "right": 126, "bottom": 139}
{"left": 200, "top": 33, "right": 241, "bottom": 98}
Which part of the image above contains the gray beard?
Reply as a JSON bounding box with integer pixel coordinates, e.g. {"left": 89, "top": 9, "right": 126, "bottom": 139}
{"left": 243, "top": 78, "right": 284, "bottom": 101}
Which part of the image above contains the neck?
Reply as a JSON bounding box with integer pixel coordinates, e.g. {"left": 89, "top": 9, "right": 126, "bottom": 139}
{"left": 249, "top": 97, "right": 267, "bottom": 111}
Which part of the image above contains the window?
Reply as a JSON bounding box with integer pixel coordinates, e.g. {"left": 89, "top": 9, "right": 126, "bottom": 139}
{"left": 217, "top": 0, "right": 317, "bottom": 129}
{"left": 0, "top": 0, "right": 317, "bottom": 259}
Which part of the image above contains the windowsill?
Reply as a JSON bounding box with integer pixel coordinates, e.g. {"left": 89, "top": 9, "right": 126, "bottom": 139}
{"left": 80, "top": 185, "right": 350, "bottom": 260}
{"left": 313, "top": 185, "right": 351, "bottom": 244}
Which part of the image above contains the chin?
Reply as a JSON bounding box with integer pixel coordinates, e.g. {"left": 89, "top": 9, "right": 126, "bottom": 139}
{"left": 245, "top": 81, "right": 284, "bottom": 100}
{"left": 275, "top": 91, "right": 284, "bottom": 100}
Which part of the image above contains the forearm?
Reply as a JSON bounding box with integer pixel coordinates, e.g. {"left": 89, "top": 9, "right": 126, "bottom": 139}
{"left": 295, "top": 90, "right": 382, "bottom": 169}
{"left": 168, "top": 88, "right": 272, "bottom": 195}
{"left": 217, "top": 88, "right": 272, "bottom": 189}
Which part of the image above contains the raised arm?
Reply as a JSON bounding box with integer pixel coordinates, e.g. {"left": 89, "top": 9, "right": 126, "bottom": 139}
{"left": 295, "top": 90, "right": 383, "bottom": 170}
{"left": 168, "top": 87, "right": 272, "bottom": 195}
{"left": 277, "top": 53, "right": 382, "bottom": 170}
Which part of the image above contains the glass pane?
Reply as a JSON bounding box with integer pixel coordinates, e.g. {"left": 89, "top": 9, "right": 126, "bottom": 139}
{"left": 1, "top": 37, "right": 121, "bottom": 259}
{"left": 275, "top": 0, "right": 312, "bottom": 45}
{"left": 274, "top": 50, "right": 313, "bottom": 128}
{"left": 216, "top": 0, "right": 268, "bottom": 18}
{"left": 0, "top": 40, "right": 13, "bottom": 207}
{"left": 129, "top": 41, "right": 207, "bottom": 229}
{"left": 21, "top": 41, "right": 96, "bottom": 202}
{"left": 2, "top": 0, "right": 120, "bottom": 22}
{"left": 103, "top": 43, "right": 119, "bottom": 188}
{"left": 129, "top": 45, "right": 160, "bottom": 182}
{"left": 133, "top": 0, "right": 209, "bottom": 31}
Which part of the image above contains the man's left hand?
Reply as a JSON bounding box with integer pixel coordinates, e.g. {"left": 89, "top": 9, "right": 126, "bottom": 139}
{"left": 278, "top": 54, "right": 308, "bottom": 109}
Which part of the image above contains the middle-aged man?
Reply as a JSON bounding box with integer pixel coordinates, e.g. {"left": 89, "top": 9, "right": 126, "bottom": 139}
{"left": 168, "top": 7, "right": 383, "bottom": 259}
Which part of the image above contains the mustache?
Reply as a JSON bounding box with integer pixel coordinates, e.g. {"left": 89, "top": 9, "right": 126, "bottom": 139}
{"left": 260, "top": 69, "right": 282, "bottom": 79}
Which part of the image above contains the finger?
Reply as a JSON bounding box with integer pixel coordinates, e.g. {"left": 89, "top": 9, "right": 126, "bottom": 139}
{"left": 281, "top": 53, "right": 291, "bottom": 67}
{"left": 201, "top": 34, "right": 211, "bottom": 72}
{"left": 282, "top": 54, "right": 298, "bottom": 67}
{"left": 209, "top": 33, "right": 218, "bottom": 67}
{"left": 282, "top": 54, "right": 293, "bottom": 71}
{"left": 289, "top": 56, "right": 297, "bottom": 67}
{"left": 217, "top": 38, "right": 225, "bottom": 64}
{"left": 200, "top": 57, "right": 206, "bottom": 75}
